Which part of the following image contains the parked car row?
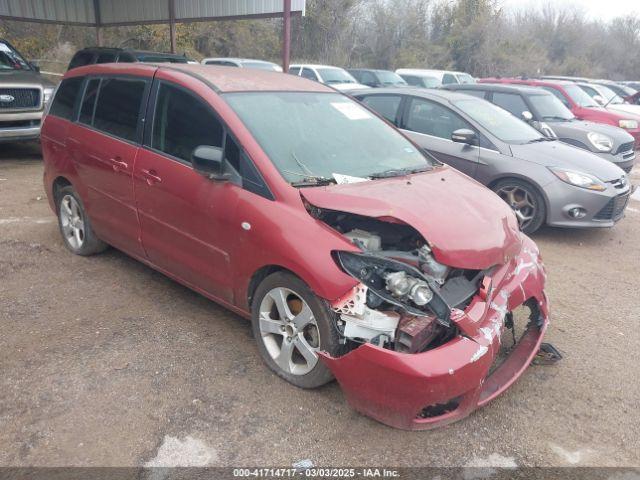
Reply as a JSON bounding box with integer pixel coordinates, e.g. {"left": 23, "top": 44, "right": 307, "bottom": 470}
{"left": 6, "top": 40, "right": 633, "bottom": 430}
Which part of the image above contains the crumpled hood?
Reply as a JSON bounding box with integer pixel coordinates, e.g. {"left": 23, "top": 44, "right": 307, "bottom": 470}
{"left": 301, "top": 166, "right": 522, "bottom": 270}
{"left": 510, "top": 140, "right": 624, "bottom": 182}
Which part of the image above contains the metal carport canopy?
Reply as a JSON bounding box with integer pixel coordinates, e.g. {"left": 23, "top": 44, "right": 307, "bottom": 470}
{"left": 0, "top": 0, "right": 305, "bottom": 69}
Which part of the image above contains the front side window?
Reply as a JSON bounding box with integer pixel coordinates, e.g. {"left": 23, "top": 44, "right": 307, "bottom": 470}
{"left": 224, "top": 92, "right": 432, "bottom": 183}
{"left": 542, "top": 87, "right": 571, "bottom": 108}
{"left": 454, "top": 98, "right": 543, "bottom": 144}
{"left": 492, "top": 92, "right": 529, "bottom": 118}
{"left": 457, "top": 73, "right": 476, "bottom": 84}
{"left": 93, "top": 78, "right": 147, "bottom": 142}
{"left": 405, "top": 97, "right": 471, "bottom": 139}
{"left": 289, "top": 66, "right": 301, "bottom": 75}
{"left": 49, "top": 77, "right": 83, "bottom": 120}
{"left": 360, "top": 71, "right": 378, "bottom": 86}
{"left": 151, "top": 83, "right": 223, "bottom": 162}
{"left": 360, "top": 95, "right": 402, "bottom": 124}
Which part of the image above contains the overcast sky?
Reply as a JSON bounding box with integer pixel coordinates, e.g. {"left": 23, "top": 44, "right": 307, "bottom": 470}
{"left": 500, "top": 0, "right": 640, "bottom": 21}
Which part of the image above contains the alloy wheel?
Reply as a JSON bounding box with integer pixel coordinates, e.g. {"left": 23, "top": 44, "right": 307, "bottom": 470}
{"left": 258, "top": 287, "right": 321, "bottom": 376}
{"left": 496, "top": 185, "right": 537, "bottom": 231}
{"left": 59, "top": 194, "right": 85, "bottom": 250}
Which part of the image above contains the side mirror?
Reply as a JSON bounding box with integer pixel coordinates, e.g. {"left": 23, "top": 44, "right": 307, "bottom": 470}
{"left": 451, "top": 128, "right": 478, "bottom": 146}
{"left": 522, "top": 111, "right": 533, "bottom": 122}
{"left": 592, "top": 95, "right": 605, "bottom": 106}
{"left": 192, "top": 145, "right": 229, "bottom": 180}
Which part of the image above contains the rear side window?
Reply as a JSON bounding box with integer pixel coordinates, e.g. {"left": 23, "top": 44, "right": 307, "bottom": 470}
{"left": 79, "top": 79, "right": 101, "bottom": 125}
{"left": 68, "top": 51, "right": 94, "bottom": 70}
{"left": 93, "top": 78, "right": 147, "bottom": 142}
{"left": 118, "top": 53, "right": 136, "bottom": 63}
{"left": 492, "top": 92, "right": 529, "bottom": 117}
{"left": 49, "top": 77, "right": 83, "bottom": 120}
{"left": 151, "top": 83, "right": 223, "bottom": 163}
{"left": 289, "top": 66, "right": 301, "bottom": 75}
{"left": 360, "top": 95, "right": 402, "bottom": 124}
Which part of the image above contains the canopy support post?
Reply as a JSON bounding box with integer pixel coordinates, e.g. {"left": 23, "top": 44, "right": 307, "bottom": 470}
{"left": 282, "top": 0, "right": 291, "bottom": 73}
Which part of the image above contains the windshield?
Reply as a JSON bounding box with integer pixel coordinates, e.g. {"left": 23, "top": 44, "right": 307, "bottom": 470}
{"left": 421, "top": 76, "right": 441, "bottom": 88}
{"left": 0, "top": 41, "right": 32, "bottom": 71}
{"left": 457, "top": 73, "right": 476, "bottom": 84}
{"left": 377, "top": 71, "right": 407, "bottom": 86}
{"left": 454, "top": 98, "right": 543, "bottom": 144}
{"left": 529, "top": 93, "right": 574, "bottom": 121}
{"left": 563, "top": 84, "right": 599, "bottom": 107}
{"left": 597, "top": 85, "right": 624, "bottom": 105}
{"left": 224, "top": 92, "right": 433, "bottom": 183}
{"left": 317, "top": 68, "right": 357, "bottom": 84}
{"left": 242, "top": 61, "right": 281, "bottom": 71}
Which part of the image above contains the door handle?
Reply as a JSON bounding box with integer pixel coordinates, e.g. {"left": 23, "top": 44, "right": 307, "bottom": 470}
{"left": 141, "top": 169, "right": 162, "bottom": 185}
{"left": 110, "top": 157, "right": 129, "bottom": 172}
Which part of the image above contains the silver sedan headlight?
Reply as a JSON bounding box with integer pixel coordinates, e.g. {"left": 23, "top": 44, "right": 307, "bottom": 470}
{"left": 549, "top": 167, "right": 607, "bottom": 191}
{"left": 587, "top": 132, "right": 613, "bottom": 152}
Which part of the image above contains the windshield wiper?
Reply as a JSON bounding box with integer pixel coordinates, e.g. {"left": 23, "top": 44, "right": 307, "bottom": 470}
{"left": 542, "top": 116, "right": 572, "bottom": 122}
{"left": 369, "top": 165, "right": 432, "bottom": 179}
{"left": 526, "top": 137, "right": 550, "bottom": 144}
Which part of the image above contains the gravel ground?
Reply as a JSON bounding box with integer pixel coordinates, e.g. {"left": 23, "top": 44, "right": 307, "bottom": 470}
{"left": 1, "top": 142, "right": 639, "bottom": 468}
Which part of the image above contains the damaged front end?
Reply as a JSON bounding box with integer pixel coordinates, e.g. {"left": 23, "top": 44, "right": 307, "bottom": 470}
{"left": 311, "top": 206, "right": 549, "bottom": 430}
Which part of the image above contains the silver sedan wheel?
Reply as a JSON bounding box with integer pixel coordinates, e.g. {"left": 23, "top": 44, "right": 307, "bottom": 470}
{"left": 59, "top": 194, "right": 85, "bottom": 250}
{"left": 496, "top": 185, "right": 536, "bottom": 230}
{"left": 258, "top": 287, "right": 321, "bottom": 376}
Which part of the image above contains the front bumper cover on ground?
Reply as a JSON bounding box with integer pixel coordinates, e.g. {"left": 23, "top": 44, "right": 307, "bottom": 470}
{"left": 320, "top": 236, "right": 549, "bottom": 430}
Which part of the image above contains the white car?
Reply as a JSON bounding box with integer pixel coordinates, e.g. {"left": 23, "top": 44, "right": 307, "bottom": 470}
{"left": 201, "top": 57, "right": 283, "bottom": 72}
{"left": 289, "top": 64, "right": 369, "bottom": 91}
{"left": 577, "top": 82, "right": 640, "bottom": 117}
{"left": 396, "top": 68, "right": 475, "bottom": 87}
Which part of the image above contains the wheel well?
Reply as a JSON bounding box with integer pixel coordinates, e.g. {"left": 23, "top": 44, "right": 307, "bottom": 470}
{"left": 488, "top": 176, "right": 550, "bottom": 220}
{"left": 247, "top": 265, "right": 294, "bottom": 309}
{"left": 52, "top": 176, "right": 72, "bottom": 203}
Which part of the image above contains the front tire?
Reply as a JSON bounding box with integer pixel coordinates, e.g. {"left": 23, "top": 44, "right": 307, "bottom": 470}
{"left": 492, "top": 178, "right": 546, "bottom": 234}
{"left": 251, "top": 272, "right": 345, "bottom": 389}
{"left": 56, "top": 185, "right": 108, "bottom": 256}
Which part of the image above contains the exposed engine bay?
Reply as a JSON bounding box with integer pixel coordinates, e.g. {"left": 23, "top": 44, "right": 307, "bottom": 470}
{"left": 312, "top": 208, "right": 492, "bottom": 353}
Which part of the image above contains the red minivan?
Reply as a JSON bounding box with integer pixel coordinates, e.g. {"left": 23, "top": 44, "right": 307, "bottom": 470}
{"left": 480, "top": 78, "right": 640, "bottom": 149}
{"left": 42, "top": 64, "right": 549, "bottom": 430}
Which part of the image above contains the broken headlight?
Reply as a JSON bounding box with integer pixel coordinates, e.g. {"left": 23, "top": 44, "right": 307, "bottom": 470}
{"left": 334, "top": 251, "right": 451, "bottom": 326}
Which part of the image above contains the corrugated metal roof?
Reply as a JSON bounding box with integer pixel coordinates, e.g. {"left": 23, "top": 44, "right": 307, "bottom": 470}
{"left": 0, "top": 0, "right": 305, "bottom": 25}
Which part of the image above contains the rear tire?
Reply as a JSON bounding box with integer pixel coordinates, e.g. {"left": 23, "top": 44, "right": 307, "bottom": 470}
{"left": 56, "top": 185, "right": 108, "bottom": 256}
{"left": 251, "top": 271, "right": 345, "bottom": 389}
{"left": 492, "top": 178, "right": 546, "bottom": 234}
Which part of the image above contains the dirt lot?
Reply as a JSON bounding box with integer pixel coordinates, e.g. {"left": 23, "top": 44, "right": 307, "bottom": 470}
{"left": 1, "top": 142, "right": 639, "bottom": 468}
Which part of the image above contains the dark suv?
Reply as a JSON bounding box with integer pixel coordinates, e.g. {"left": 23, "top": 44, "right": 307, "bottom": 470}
{"left": 68, "top": 47, "right": 190, "bottom": 70}
{"left": 0, "top": 38, "right": 55, "bottom": 143}
{"left": 444, "top": 83, "right": 636, "bottom": 173}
